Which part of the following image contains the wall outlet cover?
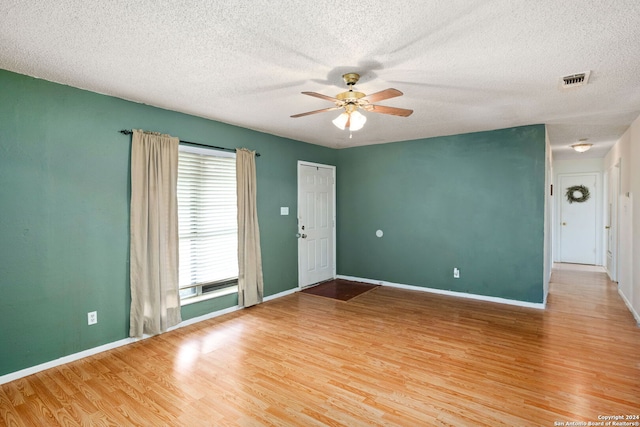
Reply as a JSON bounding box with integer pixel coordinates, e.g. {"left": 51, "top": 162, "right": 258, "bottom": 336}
{"left": 88, "top": 311, "right": 98, "bottom": 325}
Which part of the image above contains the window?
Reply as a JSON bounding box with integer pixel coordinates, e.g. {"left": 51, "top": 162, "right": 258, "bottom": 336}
{"left": 177, "top": 145, "right": 238, "bottom": 304}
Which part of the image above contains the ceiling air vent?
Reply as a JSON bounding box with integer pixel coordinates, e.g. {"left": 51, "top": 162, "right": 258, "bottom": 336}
{"left": 560, "top": 71, "right": 590, "bottom": 89}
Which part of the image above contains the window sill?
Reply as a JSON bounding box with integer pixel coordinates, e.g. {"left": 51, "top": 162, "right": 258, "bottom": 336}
{"left": 180, "top": 285, "right": 238, "bottom": 306}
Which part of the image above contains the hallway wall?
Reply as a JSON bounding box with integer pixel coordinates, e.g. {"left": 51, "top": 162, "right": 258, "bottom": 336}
{"left": 604, "top": 113, "right": 640, "bottom": 323}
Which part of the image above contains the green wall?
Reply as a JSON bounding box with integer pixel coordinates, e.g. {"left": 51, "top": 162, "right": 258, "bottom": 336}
{"left": 0, "top": 68, "right": 547, "bottom": 378}
{"left": 0, "top": 69, "right": 336, "bottom": 376}
{"left": 336, "top": 125, "right": 546, "bottom": 303}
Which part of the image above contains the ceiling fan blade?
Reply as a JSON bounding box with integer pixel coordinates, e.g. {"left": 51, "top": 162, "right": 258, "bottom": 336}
{"left": 364, "top": 88, "right": 403, "bottom": 103}
{"left": 369, "top": 104, "right": 413, "bottom": 117}
{"left": 290, "top": 106, "right": 341, "bottom": 118}
{"left": 301, "top": 91, "right": 340, "bottom": 102}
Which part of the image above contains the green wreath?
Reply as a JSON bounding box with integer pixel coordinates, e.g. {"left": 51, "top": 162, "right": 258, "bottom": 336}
{"left": 565, "top": 185, "right": 590, "bottom": 204}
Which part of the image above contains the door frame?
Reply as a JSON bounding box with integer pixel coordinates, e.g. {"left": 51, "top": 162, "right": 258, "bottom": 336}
{"left": 555, "top": 172, "right": 601, "bottom": 264}
{"left": 604, "top": 160, "right": 620, "bottom": 281}
{"left": 297, "top": 161, "right": 337, "bottom": 289}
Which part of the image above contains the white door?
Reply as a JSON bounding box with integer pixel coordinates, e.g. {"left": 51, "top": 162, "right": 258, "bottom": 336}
{"left": 605, "top": 163, "right": 619, "bottom": 281}
{"left": 298, "top": 162, "right": 336, "bottom": 288}
{"left": 559, "top": 174, "right": 597, "bottom": 264}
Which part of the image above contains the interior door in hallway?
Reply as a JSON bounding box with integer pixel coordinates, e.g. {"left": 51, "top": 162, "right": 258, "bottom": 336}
{"left": 559, "top": 173, "right": 597, "bottom": 265}
{"left": 605, "top": 163, "right": 619, "bottom": 281}
{"left": 298, "top": 162, "right": 335, "bottom": 288}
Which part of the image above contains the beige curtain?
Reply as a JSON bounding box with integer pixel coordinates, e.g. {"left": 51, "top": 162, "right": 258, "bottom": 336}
{"left": 129, "top": 130, "right": 182, "bottom": 337}
{"left": 236, "top": 148, "right": 264, "bottom": 307}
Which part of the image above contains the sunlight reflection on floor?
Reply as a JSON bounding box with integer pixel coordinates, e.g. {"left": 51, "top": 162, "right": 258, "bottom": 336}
{"left": 174, "top": 323, "right": 246, "bottom": 373}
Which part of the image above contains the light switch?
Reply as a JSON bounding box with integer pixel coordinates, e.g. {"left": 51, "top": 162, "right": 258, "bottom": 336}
{"left": 280, "top": 207, "right": 289, "bottom": 215}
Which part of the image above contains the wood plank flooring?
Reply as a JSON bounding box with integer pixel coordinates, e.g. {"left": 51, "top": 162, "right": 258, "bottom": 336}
{"left": 2, "top": 264, "right": 639, "bottom": 426}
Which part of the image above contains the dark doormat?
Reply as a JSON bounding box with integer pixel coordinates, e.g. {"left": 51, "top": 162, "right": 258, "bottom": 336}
{"left": 301, "top": 279, "right": 379, "bottom": 301}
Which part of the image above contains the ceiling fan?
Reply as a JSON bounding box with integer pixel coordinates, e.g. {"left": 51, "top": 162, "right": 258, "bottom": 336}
{"left": 291, "top": 73, "right": 413, "bottom": 131}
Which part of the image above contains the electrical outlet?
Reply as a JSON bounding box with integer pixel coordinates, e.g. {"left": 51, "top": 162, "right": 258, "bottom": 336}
{"left": 87, "top": 311, "right": 98, "bottom": 325}
{"left": 453, "top": 268, "right": 460, "bottom": 279}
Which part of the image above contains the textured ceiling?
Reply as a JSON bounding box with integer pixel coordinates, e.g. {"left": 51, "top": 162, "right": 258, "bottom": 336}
{"left": 2, "top": 1, "right": 640, "bottom": 159}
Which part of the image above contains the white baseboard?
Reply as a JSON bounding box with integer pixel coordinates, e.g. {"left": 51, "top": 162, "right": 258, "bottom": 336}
{"left": 171, "top": 304, "right": 242, "bottom": 330}
{"left": 0, "top": 287, "right": 298, "bottom": 385}
{"left": 337, "top": 275, "right": 546, "bottom": 310}
{"left": 618, "top": 287, "right": 640, "bottom": 326}
{"left": 0, "top": 337, "right": 139, "bottom": 385}
{"left": 264, "top": 287, "right": 298, "bottom": 302}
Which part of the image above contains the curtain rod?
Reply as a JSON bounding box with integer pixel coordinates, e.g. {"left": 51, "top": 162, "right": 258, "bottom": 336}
{"left": 118, "top": 130, "right": 260, "bottom": 157}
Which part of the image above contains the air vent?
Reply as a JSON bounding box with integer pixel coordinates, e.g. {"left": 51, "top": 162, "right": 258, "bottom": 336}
{"left": 560, "top": 71, "right": 591, "bottom": 89}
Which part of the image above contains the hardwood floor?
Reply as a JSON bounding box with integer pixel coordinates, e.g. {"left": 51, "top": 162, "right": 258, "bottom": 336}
{"left": 2, "top": 265, "right": 639, "bottom": 426}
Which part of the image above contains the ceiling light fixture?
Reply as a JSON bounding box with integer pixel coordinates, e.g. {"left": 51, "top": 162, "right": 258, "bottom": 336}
{"left": 571, "top": 139, "right": 592, "bottom": 153}
{"left": 332, "top": 112, "right": 349, "bottom": 130}
{"left": 347, "top": 110, "right": 367, "bottom": 131}
{"left": 331, "top": 103, "right": 367, "bottom": 131}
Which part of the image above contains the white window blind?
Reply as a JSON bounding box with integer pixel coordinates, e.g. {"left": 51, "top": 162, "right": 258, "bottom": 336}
{"left": 177, "top": 146, "right": 238, "bottom": 300}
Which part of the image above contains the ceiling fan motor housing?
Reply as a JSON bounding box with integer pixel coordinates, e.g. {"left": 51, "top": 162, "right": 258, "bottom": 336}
{"left": 336, "top": 90, "right": 366, "bottom": 105}
{"left": 342, "top": 73, "right": 360, "bottom": 86}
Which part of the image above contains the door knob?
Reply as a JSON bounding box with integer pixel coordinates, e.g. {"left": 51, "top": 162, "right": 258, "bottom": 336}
{"left": 605, "top": 226, "right": 611, "bottom": 229}
{"left": 296, "top": 233, "right": 307, "bottom": 239}
{"left": 562, "top": 222, "right": 567, "bottom": 226}
{"left": 301, "top": 234, "right": 307, "bottom": 238}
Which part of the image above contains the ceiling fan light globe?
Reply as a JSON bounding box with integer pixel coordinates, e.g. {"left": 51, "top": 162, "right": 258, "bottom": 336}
{"left": 332, "top": 112, "right": 349, "bottom": 130}
{"left": 349, "top": 110, "right": 367, "bottom": 131}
